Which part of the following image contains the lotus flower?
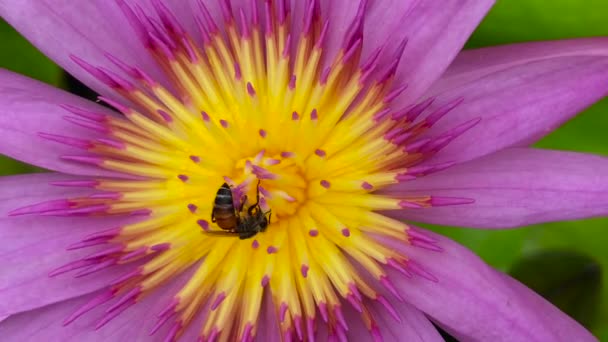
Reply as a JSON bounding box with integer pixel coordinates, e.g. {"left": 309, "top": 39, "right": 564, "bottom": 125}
{"left": 0, "top": 1, "right": 606, "bottom": 341}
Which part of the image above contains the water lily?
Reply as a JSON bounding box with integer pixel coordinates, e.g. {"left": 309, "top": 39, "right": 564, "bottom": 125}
{"left": 0, "top": 0, "right": 606, "bottom": 341}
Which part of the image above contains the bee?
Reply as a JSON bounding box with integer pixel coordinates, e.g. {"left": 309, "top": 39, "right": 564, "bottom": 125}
{"left": 209, "top": 181, "right": 272, "bottom": 239}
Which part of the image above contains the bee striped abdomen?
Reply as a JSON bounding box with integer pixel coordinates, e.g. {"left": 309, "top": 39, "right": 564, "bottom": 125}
{"left": 212, "top": 183, "right": 238, "bottom": 230}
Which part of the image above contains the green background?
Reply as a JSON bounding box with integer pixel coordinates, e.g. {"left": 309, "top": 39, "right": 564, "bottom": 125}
{"left": 0, "top": 1, "right": 606, "bottom": 340}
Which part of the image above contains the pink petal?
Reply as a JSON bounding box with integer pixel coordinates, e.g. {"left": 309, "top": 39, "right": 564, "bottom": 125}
{"left": 0, "top": 173, "right": 139, "bottom": 317}
{"left": 255, "top": 291, "right": 281, "bottom": 342}
{"left": 0, "top": 69, "right": 122, "bottom": 176}
{"left": 0, "top": 265, "right": 200, "bottom": 341}
{"left": 423, "top": 45, "right": 608, "bottom": 164}
{"left": 432, "top": 37, "right": 608, "bottom": 94}
{"left": 0, "top": 0, "right": 167, "bottom": 98}
{"left": 343, "top": 300, "right": 443, "bottom": 341}
{"left": 312, "top": 0, "right": 365, "bottom": 69}
{"left": 388, "top": 0, "right": 495, "bottom": 105}
{"left": 378, "top": 230, "right": 597, "bottom": 342}
{"left": 382, "top": 148, "right": 608, "bottom": 228}
{"left": 312, "top": 0, "right": 417, "bottom": 70}
{"left": 360, "top": 0, "right": 417, "bottom": 55}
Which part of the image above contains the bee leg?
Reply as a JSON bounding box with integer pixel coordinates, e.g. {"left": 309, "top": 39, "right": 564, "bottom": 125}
{"left": 239, "top": 231, "right": 258, "bottom": 240}
{"left": 247, "top": 180, "right": 262, "bottom": 216}
{"left": 255, "top": 179, "right": 261, "bottom": 203}
{"left": 239, "top": 195, "right": 248, "bottom": 212}
{"left": 211, "top": 212, "right": 216, "bottom": 222}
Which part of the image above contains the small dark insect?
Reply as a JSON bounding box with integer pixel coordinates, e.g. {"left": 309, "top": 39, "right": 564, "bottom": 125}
{"left": 209, "top": 181, "right": 272, "bottom": 239}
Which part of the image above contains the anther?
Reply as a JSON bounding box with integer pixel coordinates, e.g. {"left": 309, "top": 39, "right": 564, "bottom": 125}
{"left": 51, "top": 180, "right": 99, "bottom": 188}
{"left": 407, "top": 97, "right": 435, "bottom": 122}
{"left": 118, "top": 248, "right": 148, "bottom": 262}
{"left": 38, "top": 132, "right": 92, "bottom": 149}
{"left": 211, "top": 292, "right": 226, "bottom": 310}
{"left": 318, "top": 302, "right": 328, "bottom": 322}
{"left": 234, "top": 63, "right": 242, "bottom": 80}
{"left": 425, "top": 97, "right": 464, "bottom": 126}
{"left": 157, "top": 109, "right": 173, "bottom": 123}
{"left": 429, "top": 196, "right": 475, "bottom": 207}
{"left": 242, "top": 323, "right": 254, "bottom": 342}
{"left": 315, "top": 20, "right": 330, "bottom": 49}
{"left": 407, "top": 260, "right": 438, "bottom": 282}
{"left": 346, "top": 294, "right": 362, "bottom": 313}
{"left": 279, "top": 302, "right": 288, "bottom": 322}
{"left": 63, "top": 116, "right": 108, "bottom": 133}
{"left": 320, "top": 67, "right": 331, "bottom": 84}
{"left": 61, "top": 155, "right": 104, "bottom": 166}
{"left": 151, "top": 243, "right": 170, "bottom": 252}
{"left": 375, "top": 295, "right": 401, "bottom": 323}
{"left": 96, "top": 138, "right": 125, "bottom": 150}
{"left": 98, "top": 96, "right": 130, "bottom": 114}
{"left": 361, "top": 182, "right": 373, "bottom": 190}
{"left": 197, "top": 220, "right": 209, "bottom": 231}
{"left": 282, "top": 34, "right": 292, "bottom": 58}
{"left": 289, "top": 75, "right": 296, "bottom": 90}
{"left": 239, "top": 9, "right": 250, "bottom": 39}
{"left": 379, "top": 275, "right": 403, "bottom": 301}
{"left": 63, "top": 290, "right": 116, "bottom": 326}
{"left": 60, "top": 104, "right": 105, "bottom": 122}
{"left": 301, "top": 264, "right": 309, "bottom": 277}
{"left": 384, "top": 83, "right": 409, "bottom": 103}
{"left": 310, "top": 109, "right": 318, "bottom": 120}
{"left": 398, "top": 200, "right": 424, "bottom": 209}
{"left": 107, "top": 286, "right": 142, "bottom": 313}
{"left": 247, "top": 82, "right": 256, "bottom": 97}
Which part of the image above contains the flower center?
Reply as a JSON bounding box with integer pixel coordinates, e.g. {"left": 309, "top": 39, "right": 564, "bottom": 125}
{"left": 11, "top": 1, "right": 479, "bottom": 341}
{"left": 230, "top": 151, "right": 306, "bottom": 218}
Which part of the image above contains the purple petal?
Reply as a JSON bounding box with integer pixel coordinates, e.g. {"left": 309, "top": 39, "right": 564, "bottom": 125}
{"left": 386, "top": 0, "right": 495, "bottom": 105}
{"left": 0, "top": 0, "right": 168, "bottom": 98}
{"left": 0, "top": 265, "right": 200, "bottom": 341}
{"left": 361, "top": 0, "right": 416, "bottom": 54}
{"left": 276, "top": 0, "right": 363, "bottom": 71}
{"left": 343, "top": 300, "right": 443, "bottom": 341}
{"left": 382, "top": 148, "right": 608, "bottom": 228}
{"left": 379, "top": 230, "right": 597, "bottom": 342}
{"left": 0, "top": 69, "right": 121, "bottom": 176}
{"left": 423, "top": 45, "right": 608, "bottom": 164}
{"left": 316, "top": 0, "right": 365, "bottom": 69}
{"left": 0, "top": 173, "right": 139, "bottom": 316}
{"left": 433, "top": 37, "right": 608, "bottom": 94}
{"left": 255, "top": 291, "right": 281, "bottom": 342}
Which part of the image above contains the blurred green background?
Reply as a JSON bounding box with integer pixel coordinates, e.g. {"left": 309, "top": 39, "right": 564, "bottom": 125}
{"left": 0, "top": 1, "right": 606, "bottom": 340}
